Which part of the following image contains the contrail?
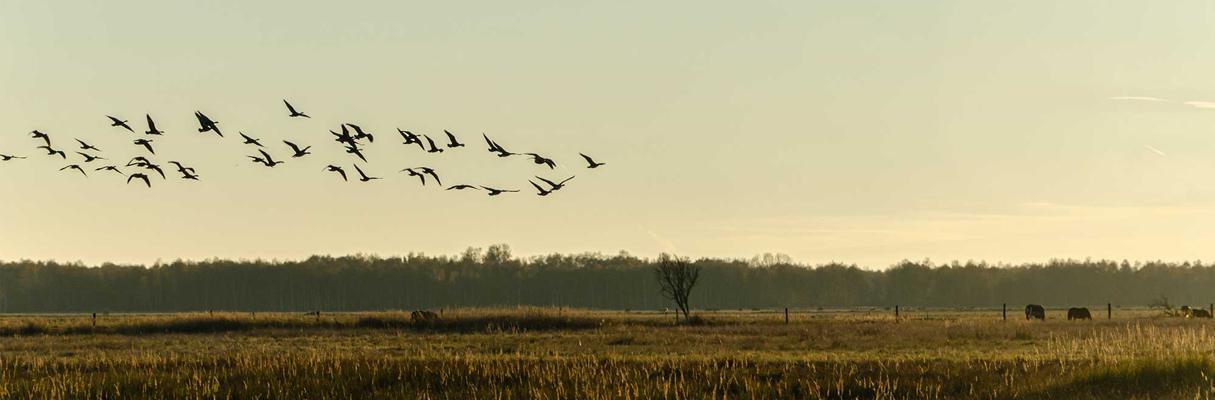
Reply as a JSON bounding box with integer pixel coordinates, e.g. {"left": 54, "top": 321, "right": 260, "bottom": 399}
{"left": 1109, "top": 96, "right": 1169, "bottom": 102}
{"left": 1144, "top": 145, "right": 1167, "bottom": 157}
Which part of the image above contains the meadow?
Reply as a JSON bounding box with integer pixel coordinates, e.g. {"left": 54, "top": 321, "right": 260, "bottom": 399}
{"left": 0, "top": 308, "right": 1211, "bottom": 399}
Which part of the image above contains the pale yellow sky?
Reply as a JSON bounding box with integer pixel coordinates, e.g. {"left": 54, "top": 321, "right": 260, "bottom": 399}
{"left": 4, "top": 1, "right": 1215, "bottom": 267}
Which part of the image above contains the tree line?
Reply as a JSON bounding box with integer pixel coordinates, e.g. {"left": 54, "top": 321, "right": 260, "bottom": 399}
{"left": 0, "top": 246, "right": 1212, "bottom": 312}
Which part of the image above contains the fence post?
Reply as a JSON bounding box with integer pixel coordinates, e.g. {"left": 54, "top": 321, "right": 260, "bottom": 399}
{"left": 92, "top": 313, "right": 96, "bottom": 328}
{"left": 1002, "top": 303, "right": 1007, "bottom": 321}
{"left": 784, "top": 307, "right": 789, "bottom": 324}
{"left": 1108, "top": 303, "right": 1112, "bottom": 320}
{"left": 895, "top": 305, "right": 900, "bottom": 320}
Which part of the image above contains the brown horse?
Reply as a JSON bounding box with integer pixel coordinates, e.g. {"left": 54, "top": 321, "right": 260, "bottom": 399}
{"left": 1067, "top": 307, "right": 1092, "bottom": 320}
{"left": 411, "top": 310, "right": 441, "bottom": 324}
{"left": 1025, "top": 304, "right": 1045, "bottom": 320}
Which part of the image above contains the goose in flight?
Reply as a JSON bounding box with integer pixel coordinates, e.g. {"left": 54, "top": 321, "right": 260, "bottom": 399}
{"left": 240, "top": 132, "right": 264, "bottom": 147}
{"left": 283, "top": 141, "right": 311, "bottom": 157}
{"left": 483, "top": 134, "right": 514, "bottom": 157}
{"left": 76, "top": 152, "right": 105, "bottom": 163}
{"left": 580, "top": 153, "right": 606, "bottom": 168}
{"left": 345, "top": 144, "right": 367, "bottom": 162}
{"left": 400, "top": 167, "right": 440, "bottom": 186}
{"left": 75, "top": 139, "right": 101, "bottom": 152}
{"left": 480, "top": 186, "right": 519, "bottom": 196}
{"left": 353, "top": 164, "right": 379, "bottom": 182}
{"left": 180, "top": 169, "right": 200, "bottom": 180}
{"left": 195, "top": 111, "right": 223, "bottom": 137}
{"left": 536, "top": 175, "right": 575, "bottom": 191}
{"left": 59, "top": 164, "right": 87, "bottom": 177}
{"left": 143, "top": 162, "right": 166, "bottom": 179}
{"left": 347, "top": 123, "right": 374, "bottom": 143}
{"left": 251, "top": 149, "right": 284, "bottom": 167}
{"left": 107, "top": 116, "right": 134, "bottom": 132}
{"left": 38, "top": 146, "right": 66, "bottom": 159}
{"left": 95, "top": 165, "right": 123, "bottom": 175}
{"left": 522, "top": 153, "right": 556, "bottom": 169}
{"left": 446, "top": 184, "right": 479, "bottom": 191}
{"left": 401, "top": 168, "right": 426, "bottom": 185}
{"left": 444, "top": 130, "right": 465, "bottom": 148}
{"left": 324, "top": 165, "right": 348, "bottom": 181}
{"left": 0, "top": 154, "right": 26, "bottom": 161}
{"left": 144, "top": 114, "right": 164, "bottom": 135}
{"left": 133, "top": 138, "right": 155, "bottom": 154}
{"left": 127, "top": 173, "right": 151, "bottom": 187}
{"left": 332, "top": 126, "right": 356, "bottom": 146}
{"left": 30, "top": 130, "right": 51, "bottom": 147}
{"left": 423, "top": 135, "right": 444, "bottom": 154}
{"left": 168, "top": 161, "right": 195, "bottom": 175}
{"left": 127, "top": 156, "right": 153, "bottom": 167}
{"left": 284, "top": 100, "right": 310, "bottom": 118}
{"left": 398, "top": 129, "right": 423, "bottom": 148}
{"left": 530, "top": 180, "right": 552, "bottom": 196}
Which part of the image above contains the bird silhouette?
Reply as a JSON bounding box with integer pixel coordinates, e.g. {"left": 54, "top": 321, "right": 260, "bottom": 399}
{"left": 483, "top": 134, "right": 514, "bottom": 157}
{"left": 60, "top": 164, "right": 87, "bottom": 177}
{"left": 145, "top": 114, "right": 164, "bottom": 135}
{"left": 143, "top": 163, "right": 166, "bottom": 179}
{"left": 76, "top": 152, "right": 105, "bottom": 163}
{"left": 239, "top": 132, "right": 264, "bottom": 147}
{"left": 353, "top": 164, "right": 379, "bottom": 182}
{"left": 251, "top": 149, "right": 284, "bottom": 167}
{"left": 284, "top": 100, "right": 310, "bottom": 118}
{"left": 580, "top": 153, "right": 606, "bottom": 168}
{"left": 347, "top": 124, "right": 374, "bottom": 143}
{"left": 133, "top": 139, "right": 155, "bottom": 154}
{"left": 522, "top": 153, "right": 556, "bottom": 169}
{"left": 325, "top": 165, "right": 348, "bottom": 181}
{"left": 283, "top": 141, "right": 311, "bottom": 157}
{"left": 444, "top": 130, "right": 465, "bottom": 148}
{"left": 530, "top": 180, "right": 552, "bottom": 196}
{"left": 400, "top": 167, "right": 440, "bottom": 186}
{"left": 30, "top": 130, "right": 51, "bottom": 147}
{"left": 180, "top": 170, "right": 200, "bottom": 180}
{"left": 401, "top": 168, "right": 426, "bottom": 185}
{"left": 95, "top": 165, "right": 124, "bottom": 175}
{"left": 345, "top": 144, "right": 367, "bottom": 163}
{"left": 446, "top": 184, "right": 479, "bottom": 191}
{"left": 168, "top": 161, "right": 195, "bottom": 175}
{"left": 480, "top": 186, "right": 519, "bottom": 196}
{"left": 332, "top": 126, "right": 357, "bottom": 146}
{"left": 127, "top": 156, "right": 153, "bottom": 167}
{"left": 0, "top": 154, "right": 26, "bottom": 161}
{"left": 536, "top": 175, "right": 575, "bottom": 191}
{"left": 127, "top": 173, "right": 151, "bottom": 187}
{"left": 38, "top": 146, "right": 66, "bottom": 159}
{"left": 398, "top": 129, "right": 423, "bottom": 148}
{"left": 75, "top": 139, "right": 101, "bottom": 152}
{"left": 107, "top": 116, "right": 134, "bottom": 132}
{"left": 423, "top": 135, "right": 444, "bottom": 153}
{"left": 195, "top": 111, "right": 223, "bottom": 137}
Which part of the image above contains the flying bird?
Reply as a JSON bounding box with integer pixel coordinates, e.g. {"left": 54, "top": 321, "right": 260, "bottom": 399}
{"left": 530, "top": 180, "right": 552, "bottom": 196}
{"left": 284, "top": 100, "right": 310, "bottom": 118}
{"left": 180, "top": 170, "right": 200, "bottom": 180}
{"left": 345, "top": 144, "right": 367, "bottom": 163}
{"left": 127, "top": 173, "right": 151, "bottom": 188}
{"left": 60, "top": 164, "right": 87, "bottom": 177}
{"left": 143, "top": 163, "right": 166, "bottom": 179}
{"left": 251, "top": 149, "right": 284, "bottom": 167}
{"left": 0, "top": 154, "right": 26, "bottom": 161}
{"left": 536, "top": 175, "right": 575, "bottom": 191}
{"left": 480, "top": 186, "right": 519, "bottom": 196}
{"left": 38, "top": 146, "right": 66, "bottom": 159}
{"left": 95, "top": 165, "right": 123, "bottom": 175}
{"left": 332, "top": 126, "right": 356, "bottom": 146}
{"left": 398, "top": 129, "right": 423, "bottom": 148}
{"left": 347, "top": 124, "right": 374, "bottom": 143}
{"left": 239, "top": 132, "right": 264, "bottom": 147}
{"left": 423, "top": 135, "right": 444, "bottom": 154}
{"left": 580, "top": 153, "right": 606, "bottom": 168}
{"left": 283, "top": 141, "right": 311, "bottom": 157}
{"left": 353, "top": 164, "right": 379, "bottom": 182}
{"left": 401, "top": 168, "right": 427, "bottom": 185}
{"left": 168, "top": 161, "right": 195, "bottom": 175}
{"left": 522, "top": 153, "right": 556, "bottom": 169}
{"left": 400, "top": 167, "right": 440, "bottom": 186}
{"left": 76, "top": 152, "right": 105, "bottom": 163}
{"left": 446, "top": 184, "right": 479, "bottom": 191}
{"left": 127, "top": 156, "right": 153, "bottom": 167}
{"left": 75, "top": 139, "right": 100, "bottom": 152}
{"left": 483, "top": 134, "right": 514, "bottom": 157}
{"left": 144, "top": 114, "right": 164, "bottom": 135}
{"left": 133, "top": 139, "right": 155, "bottom": 154}
{"left": 30, "top": 130, "right": 51, "bottom": 147}
{"left": 107, "top": 116, "right": 134, "bottom": 132}
{"left": 444, "top": 130, "right": 465, "bottom": 148}
{"left": 324, "top": 165, "right": 348, "bottom": 181}
{"left": 195, "top": 111, "right": 223, "bottom": 137}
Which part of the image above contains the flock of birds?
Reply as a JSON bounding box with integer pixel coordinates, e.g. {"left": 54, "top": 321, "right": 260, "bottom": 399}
{"left": 1, "top": 100, "right": 607, "bottom": 196}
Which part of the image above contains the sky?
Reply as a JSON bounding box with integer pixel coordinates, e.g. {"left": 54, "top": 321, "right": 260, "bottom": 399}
{"left": 4, "top": 1, "right": 1215, "bottom": 268}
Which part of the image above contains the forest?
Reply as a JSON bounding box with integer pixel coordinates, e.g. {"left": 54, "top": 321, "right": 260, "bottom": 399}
{"left": 0, "top": 245, "right": 1212, "bottom": 312}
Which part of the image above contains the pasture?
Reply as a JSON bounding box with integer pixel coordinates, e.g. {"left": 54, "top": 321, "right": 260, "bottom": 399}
{"left": 0, "top": 307, "right": 1211, "bottom": 399}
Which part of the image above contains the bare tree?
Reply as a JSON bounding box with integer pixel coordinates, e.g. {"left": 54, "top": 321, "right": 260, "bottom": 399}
{"left": 654, "top": 254, "right": 700, "bottom": 321}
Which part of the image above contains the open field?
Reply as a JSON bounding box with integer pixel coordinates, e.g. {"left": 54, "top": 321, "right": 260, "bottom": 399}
{"left": 0, "top": 308, "right": 1213, "bottom": 399}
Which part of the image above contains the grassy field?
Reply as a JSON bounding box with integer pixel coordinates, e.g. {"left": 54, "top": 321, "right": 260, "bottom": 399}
{"left": 0, "top": 307, "right": 1212, "bottom": 399}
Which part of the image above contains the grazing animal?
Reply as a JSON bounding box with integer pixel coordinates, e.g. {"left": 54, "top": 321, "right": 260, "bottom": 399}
{"left": 410, "top": 310, "right": 440, "bottom": 324}
{"left": 1067, "top": 307, "right": 1092, "bottom": 320}
{"left": 1193, "top": 309, "right": 1213, "bottom": 319}
{"left": 1025, "top": 304, "right": 1045, "bottom": 321}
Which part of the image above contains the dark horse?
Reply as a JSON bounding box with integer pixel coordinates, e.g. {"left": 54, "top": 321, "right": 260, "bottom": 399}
{"left": 1025, "top": 304, "right": 1045, "bottom": 320}
{"left": 1067, "top": 307, "right": 1092, "bottom": 320}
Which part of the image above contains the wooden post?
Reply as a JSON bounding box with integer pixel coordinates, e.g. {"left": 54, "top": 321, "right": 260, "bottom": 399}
{"left": 315, "top": 311, "right": 320, "bottom": 323}
{"left": 92, "top": 313, "right": 96, "bottom": 328}
{"left": 1002, "top": 303, "right": 1007, "bottom": 321}
{"left": 1108, "top": 303, "right": 1112, "bottom": 320}
{"left": 895, "top": 305, "right": 899, "bottom": 320}
{"left": 784, "top": 307, "right": 789, "bottom": 324}
{"left": 208, "top": 310, "right": 213, "bottom": 317}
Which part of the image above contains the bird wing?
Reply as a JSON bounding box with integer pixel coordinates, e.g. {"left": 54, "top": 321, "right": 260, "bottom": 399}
{"left": 536, "top": 176, "right": 558, "bottom": 187}
{"left": 530, "top": 181, "right": 547, "bottom": 193}
{"left": 284, "top": 141, "right": 300, "bottom": 152}
{"left": 337, "top": 169, "right": 347, "bottom": 181}
{"left": 354, "top": 164, "right": 368, "bottom": 179}
{"left": 258, "top": 149, "right": 273, "bottom": 162}
{"left": 146, "top": 114, "right": 157, "bottom": 130}
{"left": 284, "top": 100, "right": 297, "bottom": 114}
{"left": 559, "top": 176, "right": 576, "bottom": 185}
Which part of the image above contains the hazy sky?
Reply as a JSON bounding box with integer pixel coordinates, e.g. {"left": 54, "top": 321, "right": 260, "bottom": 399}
{"left": 4, "top": 1, "right": 1215, "bottom": 267}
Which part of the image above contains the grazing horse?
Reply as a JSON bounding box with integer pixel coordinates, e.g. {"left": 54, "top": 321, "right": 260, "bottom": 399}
{"left": 1025, "top": 304, "right": 1046, "bottom": 321}
{"left": 1193, "top": 309, "right": 1213, "bottom": 319}
{"left": 411, "top": 310, "right": 440, "bottom": 324}
{"left": 1067, "top": 307, "right": 1092, "bottom": 320}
